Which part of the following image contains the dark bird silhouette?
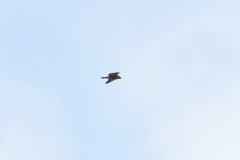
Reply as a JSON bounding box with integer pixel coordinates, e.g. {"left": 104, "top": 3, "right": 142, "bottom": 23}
{"left": 101, "top": 72, "right": 121, "bottom": 84}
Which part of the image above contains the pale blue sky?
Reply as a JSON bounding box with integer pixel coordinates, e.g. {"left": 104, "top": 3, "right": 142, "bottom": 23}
{"left": 1, "top": 0, "right": 240, "bottom": 160}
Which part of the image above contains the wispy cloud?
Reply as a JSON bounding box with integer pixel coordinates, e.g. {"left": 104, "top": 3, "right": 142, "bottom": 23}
{"left": 149, "top": 85, "right": 240, "bottom": 160}
{"left": 0, "top": 72, "right": 74, "bottom": 160}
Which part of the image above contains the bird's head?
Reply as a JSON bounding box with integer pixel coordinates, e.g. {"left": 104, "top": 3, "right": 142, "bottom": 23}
{"left": 116, "top": 75, "right": 121, "bottom": 79}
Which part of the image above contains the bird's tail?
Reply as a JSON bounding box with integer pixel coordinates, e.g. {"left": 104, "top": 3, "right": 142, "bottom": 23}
{"left": 101, "top": 77, "right": 108, "bottom": 79}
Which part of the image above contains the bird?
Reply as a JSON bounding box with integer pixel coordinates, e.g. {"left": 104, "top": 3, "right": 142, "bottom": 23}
{"left": 101, "top": 72, "right": 121, "bottom": 84}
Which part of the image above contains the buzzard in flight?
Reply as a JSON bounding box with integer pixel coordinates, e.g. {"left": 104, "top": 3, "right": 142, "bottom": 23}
{"left": 101, "top": 72, "right": 121, "bottom": 84}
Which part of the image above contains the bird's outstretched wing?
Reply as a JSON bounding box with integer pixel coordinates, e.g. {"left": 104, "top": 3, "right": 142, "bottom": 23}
{"left": 108, "top": 72, "right": 119, "bottom": 76}
{"left": 106, "top": 79, "right": 113, "bottom": 84}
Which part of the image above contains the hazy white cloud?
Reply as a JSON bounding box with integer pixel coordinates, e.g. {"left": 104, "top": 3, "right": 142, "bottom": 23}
{"left": 115, "top": 10, "right": 240, "bottom": 160}
{"left": 149, "top": 84, "right": 240, "bottom": 160}
{"left": 0, "top": 72, "right": 73, "bottom": 160}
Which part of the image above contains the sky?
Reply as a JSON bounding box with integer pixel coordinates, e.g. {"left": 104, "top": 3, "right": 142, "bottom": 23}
{"left": 0, "top": 0, "right": 240, "bottom": 160}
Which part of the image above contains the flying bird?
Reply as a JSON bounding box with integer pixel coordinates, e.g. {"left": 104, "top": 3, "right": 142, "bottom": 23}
{"left": 101, "top": 72, "right": 121, "bottom": 84}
